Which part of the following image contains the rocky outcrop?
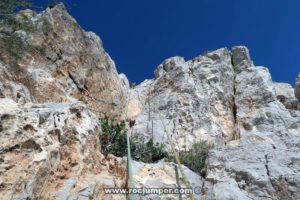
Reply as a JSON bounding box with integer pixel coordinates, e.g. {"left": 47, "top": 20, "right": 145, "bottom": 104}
{"left": 132, "top": 46, "right": 300, "bottom": 199}
{"left": 0, "top": 4, "right": 130, "bottom": 117}
{"left": 0, "top": 4, "right": 196, "bottom": 200}
{"left": 1, "top": 3, "right": 300, "bottom": 200}
{"left": 295, "top": 73, "right": 300, "bottom": 102}
{"left": 273, "top": 82, "right": 299, "bottom": 110}
{"left": 0, "top": 98, "right": 199, "bottom": 199}
{"left": 202, "top": 47, "right": 300, "bottom": 200}
{"left": 0, "top": 62, "right": 33, "bottom": 104}
{"left": 0, "top": 99, "right": 127, "bottom": 199}
{"left": 132, "top": 49, "right": 237, "bottom": 151}
{"left": 132, "top": 161, "right": 202, "bottom": 200}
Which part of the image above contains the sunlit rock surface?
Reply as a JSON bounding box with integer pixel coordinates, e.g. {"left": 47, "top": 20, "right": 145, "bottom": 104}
{"left": 0, "top": 3, "right": 299, "bottom": 200}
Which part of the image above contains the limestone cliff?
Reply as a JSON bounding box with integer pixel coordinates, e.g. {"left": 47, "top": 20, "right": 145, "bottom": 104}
{"left": 131, "top": 46, "right": 300, "bottom": 199}
{"left": 0, "top": 3, "right": 300, "bottom": 200}
{"left": 0, "top": 4, "right": 129, "bottom": 117}
{"left": 0, "top": 4, "right": 200, "bottom": 200}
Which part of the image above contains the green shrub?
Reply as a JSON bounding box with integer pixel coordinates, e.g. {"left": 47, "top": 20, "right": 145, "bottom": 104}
{"left": 100, "top": 117, "right": 127, "bottom": 157}
{"left": 1, "top": 34, "right": 47, "bottom": 61}
{"left": 33, "top": 45, "right": 46, "bottom": 56}
{"left": 176, "top": 141, "right": 213, "bottom": 175}
{"left": 2, "top": 34, "right": 25, "bottom": 59}
{"left": 131, "top": 137, "right": 167, "bottom": 163}
{"left": 0, "top": 0, "right": 31, "bottom": 19}
{"left": 99, "top": 116, "right": 168, "bottom": 163}
{"left": 78, "top": 96, "right": 88, "bottom": 104}
{"left": 130, "top": 82, "right": 137, "bottom": 89}
{"left": 4, "top": 17, "right": 34, "bottom": 32}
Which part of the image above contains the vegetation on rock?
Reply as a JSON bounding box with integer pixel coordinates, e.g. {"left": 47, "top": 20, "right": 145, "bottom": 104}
{"left": 177, "top": 141, "right": 213, "bottom": 175}
{"left": 100, "top": 116, "right": 128, "bottom": 157}
{"left": 2, "top": 34, "right": 26, "bottom": 60}
{"left": 100, "top": 116, "right": 168, "bottom": 163}
{"left": 0, "top": 0, "right": 32, "bottom": 19}
{"left": 100, "top": 116, "right": 211, "bottom": 169}
{"left": 131, "top": 136, "right": 167, "bottom": 163}
{"left": 3, "top": 17, "right": 34, "bottom": 32}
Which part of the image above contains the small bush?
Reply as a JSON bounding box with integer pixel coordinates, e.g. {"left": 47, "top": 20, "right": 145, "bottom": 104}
{"left": 0, "top": 0, "right": 32, "bottom": 19}
{"left": 2, "top": 34, "right": 26, "bottom": 59}
{"left": 79, "top": 96, "right": 88, "bottom": 104}
{"left": 176, "top": 141, "right": 213, "bottom": 175}
{"left": 130, "top": 82, "right": 137, "bottom": 89}
{"left": 131, "top": 137, "right": 167, "bottom": 163}
{"left": 2, "top": 35, "right": 47, "bottom": 61}
{"left": 4, "top": 17, "right": 34, "bottom": 32}
{"left": 100, "top": 117, "right": 127, "bottom": 157}
{"left": 99, "top": 116, "right": 168, "bottom": 163}
{"left": 33, "top": 45, "right": 46, "bottom": 56}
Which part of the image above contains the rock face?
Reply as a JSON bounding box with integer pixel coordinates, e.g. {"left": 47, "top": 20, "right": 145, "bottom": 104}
{"left": 0, "top": 4, "right": 130, "bottom": 117}
{"left": 295, "top": 74, "right": 300, "bottom": 101}
{"left": 132, "top": 161, "right": 203, "bottom": 200}
{"left": 0, "top": 3, "right": 300, "bottom": 200}
{"left": 132, "top": 49, "right": 237, "bottom": 151}
{"left": 0, "top": 99, "right": 127, "bottom": 199}
{"left": 202, "top": 48, "right": 300, "bottom": 200}
{"left": 132, "top": 46, "right": 300, "bottom": 199}
{"left": 0, "top": 98, "right": 196, "bottom": 200}
{"left": 273, "top": 82, "right": 299, "bottom": 110}
{"left": 0, "top": 4, "right": 197, "bottom": 200}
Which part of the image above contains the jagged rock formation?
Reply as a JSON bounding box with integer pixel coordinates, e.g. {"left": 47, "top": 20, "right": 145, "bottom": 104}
{"left": 273, "top": 82, "right": 299, "bottom": 110}
{"left": 0, "top": 3, "right": 300, "bottom": 200}
{"left": 0, "top": 98, "right": 201, "bottom": 199}
{"left": 0, "top": 4, "right": 130, "bottom": 117}
{"left": 0, "top": 4, "right": 198, "bottom": 200}
{"left": 202, "top": 48, "right": 300, "bottom": 200}
{"left": 132, "top": 161, "right": 203, "bottom": 200}
{"left": 131, "top": 46, "right": 300, "bottom": 199}
{"left": 131, "top": 49, "right": 237, "bottom": 151}
{"left": 0, "top": 99, "right": 127, "bottom": 199}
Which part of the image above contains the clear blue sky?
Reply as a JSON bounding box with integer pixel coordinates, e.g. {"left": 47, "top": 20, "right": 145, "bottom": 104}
{"left": 34, "top": 0, "right": 299, "bottom": 85}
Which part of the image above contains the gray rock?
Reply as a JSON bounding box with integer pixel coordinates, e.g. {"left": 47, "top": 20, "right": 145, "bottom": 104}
{"left": 202, "top": 47, "right": 300, "bottom": 200}
{"left": 232, "top": 46, "right": 253, "bottom": 72}
{"left": 56, "top": 178, "right": 77, "bottom": 200}
{"left": 295, "top": 73, "right": 300, "bottom": 101}
{"left": 0, "top": 2, "right": 299, "bottom": 200}
{"left": 132, "top": 160, "right": 203, "bottom": 200}
{"left": 273, "top": 82, "right": 298, "bottom": 110}
{"left": 132, "top": 48, "right": 236, "bottom": 150}
{"left": 132, "top": 46, "right": 300, "bottom": 200}
{"left": 0, "top": 3, "right": 129, "bottom": 117}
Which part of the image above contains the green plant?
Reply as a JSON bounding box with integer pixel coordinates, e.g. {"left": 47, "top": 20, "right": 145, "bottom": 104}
{"left": 130, "top": 82, "right": 137, "bottom": 89}
{"left": 79, "top": 96, "right": 88, "bottom": 104}
{"left": 4, "top": 17, "right": 34, "bottom": 32}
{"left": 2, "top": 34, "right": 26, "bottom": 59}
{"left": 72, "top": 21, "right": 79, "bottom": 29}
{"left": 33, "top": 45, "right": 46, "bottom": 56}
{"left": 0, "top": 0, "right": 32, "bottom": 19}
{"left": 176, "top": 141, "right": 213, "bottom": 174}
{"left": 131, "top": 137, "right": 167, "bottom": 163}
{"left": 100, "top": 116, "right": 127, "bottom": 157}
{"left": 203, "top": 50, "right": 211, "bottom": 56}
{"left": 99, "top": 116, "right": 168, "bottom": 163}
